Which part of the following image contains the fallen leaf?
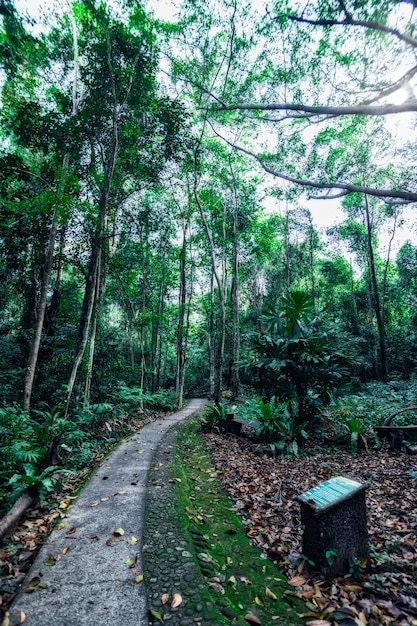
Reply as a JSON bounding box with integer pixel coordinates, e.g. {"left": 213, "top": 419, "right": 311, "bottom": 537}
{"left": 161, "top": 593, "right": 170, "bottom": 604}
{"left": 1, "top": 611, "right": 10, "bottom": 626}
{"left": 127, "top": 536, "right": 138, "bottom": 545}
{"left": 240, "top": 576, "right": 252, "bottom": 585}
{"left": 19, "top": 611, "right": 26, "bottom": 623}
{"left": 306, "top": 621, "right": 332, "bottom": 626}
{"left": 149, "top": 608, "right": 163, "bottom": 621}
{"left": 255, "top": 595, "right": 265, "bottom": 607}
{"left": 113, "top": 527, "right": 125, "bottom": 536}
{"left": 266, "top": 587, "right": 277, "bottom": 600}
{"left": 25, "top": 577, "right": 40, "bottom": 593}
{"left": 209, "top": 582, "right": 225, "bottom": 594}
{"left": 244, "top": 613, "right": 262, "bottom": 625}
{"left": 171, "top": 593, "right": 182, "bottom": 608}
{"left": 134, "top": 575, "right": 143, "bottom": 584}
{"left": 289, "top": 575, "right": 307, "bottom": 586}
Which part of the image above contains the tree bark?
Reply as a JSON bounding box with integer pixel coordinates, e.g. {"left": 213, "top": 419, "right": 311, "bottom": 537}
{"left": 0, "top": 489, "right": 38, "bottom": 541}
{"left": 364, "top": 195, "right": 389, "bottom": 379}
{"left": 229, "top": 157, "right": 240, "bottom": 400}
{"left": 176, "top": 232, "right": 187, "bottom": 408}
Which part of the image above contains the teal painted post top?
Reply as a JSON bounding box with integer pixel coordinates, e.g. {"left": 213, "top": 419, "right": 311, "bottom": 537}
{"left": 296, "top": 476, "right": 368, "bottom": 512}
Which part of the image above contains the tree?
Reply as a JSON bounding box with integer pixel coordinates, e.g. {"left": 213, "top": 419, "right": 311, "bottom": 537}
{"left": 205, "top": 0, "right": 417, "bottom": 203}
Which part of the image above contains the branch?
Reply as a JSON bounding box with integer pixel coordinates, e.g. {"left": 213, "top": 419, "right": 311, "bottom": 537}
{"left": 363, "top": 65, "right": 417, "bottom": 105}
{"left": 274, "top": 13, "right": 417, "bottom": 49}
{"left": 214, "top": 101, "right": 417, "bottom": 117}
{"left": 209, "top": 126, "right": 417, "bottom": 203}
{"left": 308, "top": 190, "right": 349, "bottom": 200}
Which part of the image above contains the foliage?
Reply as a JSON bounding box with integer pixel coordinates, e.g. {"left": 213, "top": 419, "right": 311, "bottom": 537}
{"left": 8, "top": 463, "right": 60, "bottom": 506}
{"left": 0, "top": 408, "right": 45, "bottom": 481}
{"left": 199, "top": 401, "right": 229, "bottom": 432}
{"left": 245, "top": 291, "right": 355, "bottom": 427}
{"left": 253, "top": 396, "right": 307, "bottom": 457}
{"left": 112, "top": 387, "right": 177, "bottom": 412}
{"left": 343, "top": 416, "right": 370, "bottom": 454}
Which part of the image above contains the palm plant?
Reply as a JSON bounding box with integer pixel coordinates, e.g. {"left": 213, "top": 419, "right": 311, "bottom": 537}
{"left": 246, "top": 291, "right": 355, "bottom": 428}
{"left": 254, "top": 397, "right": 308, "bottom": 457}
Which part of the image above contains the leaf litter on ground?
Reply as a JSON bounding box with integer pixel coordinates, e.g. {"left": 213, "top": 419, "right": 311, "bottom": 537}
{"left": 203, "top": 431, "right": 417, "bottom": 626}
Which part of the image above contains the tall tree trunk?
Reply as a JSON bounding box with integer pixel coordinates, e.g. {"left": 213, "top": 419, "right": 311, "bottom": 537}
{"left": 24, "top": 3, "right": 81, "bottom": 411}
{"left": 83, "top": 251, "right": 107, "bottom": 408}
{"left": 364, "top": 195, "right": 388, "bottom": 379}
{"left": 229, "top": 158, "right": 240, "bottom": 400}
{"left": 193, "top": 161, "right": 225, "bottom": 402}
{"left": 23, "top": 208, "right": 60, "bottom": 411}
{"left": 151, "top": 240, "right": 167, "bottom": 391}
{"left": 65, "top": 29, "right": 120, "bottom": 414}
{"left": 208, "top": 272, "right": 216, "bottom": 398}
{"left": 176, "top": 233, "right": 187, "bottom": 408}
{"left": 284, "top": 205, "right": 292, "bottom": 292}
{"left": 138, "top": 222, "right": 149, "bottom": 399}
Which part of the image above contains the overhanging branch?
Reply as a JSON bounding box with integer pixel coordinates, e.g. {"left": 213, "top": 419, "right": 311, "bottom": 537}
{"left": 214, "top": 101, "right": 417, "bottom": 117}
{"left": 209, "top": 126, "right": 417, "bottom": 203}
{"left": 271, "top": 13, "right": 417, "bottom": 49}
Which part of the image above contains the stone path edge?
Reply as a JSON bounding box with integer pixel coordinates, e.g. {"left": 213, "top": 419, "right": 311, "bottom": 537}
{"left": 8, "top": 399, "right": 208, "bottom": 626}
{"left": 143, "top": 422, "right": 226, "bottom": 626}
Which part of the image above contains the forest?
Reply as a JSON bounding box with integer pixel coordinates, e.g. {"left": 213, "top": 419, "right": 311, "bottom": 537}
{"left": 1, "top": 0, "right": 417, "bottom": 622}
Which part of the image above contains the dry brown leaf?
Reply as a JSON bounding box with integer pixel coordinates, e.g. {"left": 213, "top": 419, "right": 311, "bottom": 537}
{"left": 19, "top": 611, "right": 26, "bottom": 624}
{"left": 289, "top": 575, "right": 307, "bottom": 586}
{"left": 306, "top": 621, "right": 332, "bottom": 626}
{"left": 171, "top": 593, "right": 182, "bottom": 608}
{"left": 244, "top": 614, "right": 262, "bottom": 625}
{"left": 266, "top": 587, "right": 277, "bottom": 600}
{"left": 161, "top": 593, "right": 169, "bottom": 604}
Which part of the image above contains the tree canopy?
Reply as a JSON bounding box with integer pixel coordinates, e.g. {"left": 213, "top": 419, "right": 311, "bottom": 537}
{"left": 0, "top": 0, "right": 416, "bottom": 412}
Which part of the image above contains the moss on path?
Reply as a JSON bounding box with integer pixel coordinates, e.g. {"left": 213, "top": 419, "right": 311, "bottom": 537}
{"left": 176, "top": 418, "right": 306, "bottom": 624}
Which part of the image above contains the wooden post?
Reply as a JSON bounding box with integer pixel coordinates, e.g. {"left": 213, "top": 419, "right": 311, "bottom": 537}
{"left": 296, "top": 476, "right": 370, "bottom": 577}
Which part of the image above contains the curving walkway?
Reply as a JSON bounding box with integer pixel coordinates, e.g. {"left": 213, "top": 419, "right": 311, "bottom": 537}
{"left": 9, "top": 399, "right": 207, "bottom": 626}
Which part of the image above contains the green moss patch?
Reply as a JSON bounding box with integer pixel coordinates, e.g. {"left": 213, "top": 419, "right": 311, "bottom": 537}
{"left": 174, "top": 418, "right": 305, "bottom": 625}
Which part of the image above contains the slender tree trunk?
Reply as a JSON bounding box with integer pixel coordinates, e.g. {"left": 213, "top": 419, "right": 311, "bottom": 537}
{"left": 208, "top": 272, "right": 216, "bottom": 398}
{"left": 229, "top": 159, "right": 240, "bottom": 400}
{"left": 65, "top": 29, "right": 120, "bottom": 414}
{"left": 193, "top": 164, "right": 225, "bottom": 402}
{"left": 308, "top": 217, "right": 316, "bottom": 303}
{"left": 151, "top": 241, "right": 166, "bottom": 391}
{"left": 284, "top": 206, "right": 291, "bottom": 292}
{"left": 364, "top": 195, "right": 388, "bottom": 379}
{"left": 24, "top": 3, "right": 81, "bottom": 411}
{"left": 23, "top": 209, "right": 60, "bottom": 411}
{"left": 176, "top": 233, "right": 187, "bottom": 408}
{"left": 365, "top": 273, "right": 378, "bottom": 380}
{"left": 83, "top": 251, "right": 107, "bottom": 408}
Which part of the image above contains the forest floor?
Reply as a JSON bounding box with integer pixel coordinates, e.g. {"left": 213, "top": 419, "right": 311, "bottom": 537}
{"left": 1, "top": 412, "right": 417, "bottom": 626}
{"left": 203, "top": 427, "right": 417, "bottom": 626}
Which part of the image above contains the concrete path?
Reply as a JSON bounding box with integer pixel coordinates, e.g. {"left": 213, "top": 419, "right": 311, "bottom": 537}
{"left": 9, "top": 399, "right": 207, "bottom": 626}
